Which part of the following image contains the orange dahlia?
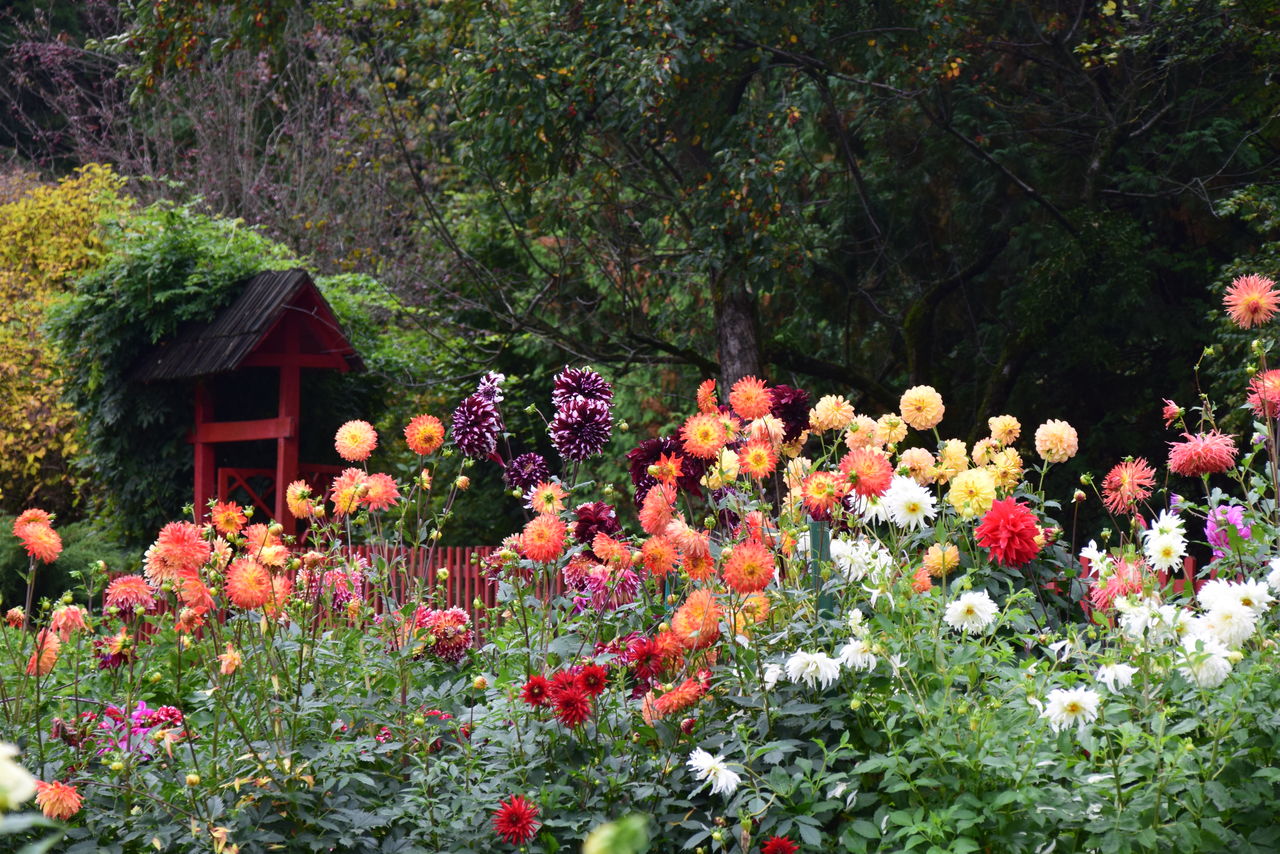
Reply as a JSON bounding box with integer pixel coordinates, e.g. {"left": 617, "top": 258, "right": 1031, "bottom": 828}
{"left": 911, "top": 566, "right": 933, "bottom": 594}
{"left": 361, "top": 472, "right": 401, "bottom": 511}
{"left": 285, "top": 480, "right": 321, "bottom": 519}
{"left": 218, "top": 643, "right": 242, "bottom": 676}
{"left": 809, "top": 395, "right": 855, "bottom": 432}
{"left": 654, "top": 676, "right": 708, "bottom": 718}
{"left": 330, "top": 467, "right": 369, "bottom": 516}
{"left": 738, "top": 439, "right": 779, "bottom": 480}
{"left": 16, "top": 523, "right": 61, "bottom": 564}
{"left": 225, "top": 558, "right": 272, "bottom": 610}
{"left": 696, "top": 378, "right": 719, "bottom": 413}
{"left": 34, "top": 780, "right": 82, "bottom": 821}
{"left": 922, "top": 543, "right": 960, "bottom": 578}
{"left": 521, "top": 514, "right": 567, "bottom": 563}
{"left": 178, "top": 574, "right": 215, "bottom": 616}
{"left": 1247, "top": 369, "right": 1280, "bottom": 419}
{"left": 242, "top": 523, "right": 282, "bottom": 551}
{"left": 800, "top": 471, "right": 848, "bottom": 515}
{"left": 641, "top": 536, "right": 679, "bottom": 578}
{"left": 49, "top": 605, "right": 89, "bottom": 640}
{"left": 681, "top": 412, "right": 731, "bottom": 460}
{"left": 209, "top": 501, "right": 247, "bottom": 536}
{"left": 740, "top": 591, "right": 770, "bottom": 623}
{"left": 104, "top": 575, "right": 155, "bottom": 612}
{"left": 683, "top": 550, "right": 716, "bottom": 582}
{"left": 648, "top": 451, "right": 684, "bottom": 485}
{"left": 144, "top": 521, "right": 211, "bottom": 585}
{"left": 729, "top": 376, "right": 773, "bottom": 420}
{"left": 874, "top": 413, "right": 908, "bottom": 446}
{"left": 526, "top": 481, "right": 569, "bottom": 516}
{"left": 639, "top": 483, "right": 677, "bottom": 535}
{"left": 404, "top": 413, "right": 446, "bottom": 456}
{"left": 334, "top": 419, "right": 378, "bottom": 462}
{"left": 13, "top": 508, "right": 52, "bottom": 532}
{"left": 721, "top": 541, "right": 776, "bottom": 594}
{"left": 671, "top": 589, "right": 721, "bottom": 650}
{"left": 839, "top": 448, "right": 894, "bottom": 498}
{"left": 899, "top": 385, "right": 945, "bottom": 431}
{"left": 26, "top": 629, "right": 60, "bottom": 676}
{"left": 1224, "top": 273, "right": 1279, "bottom": 329}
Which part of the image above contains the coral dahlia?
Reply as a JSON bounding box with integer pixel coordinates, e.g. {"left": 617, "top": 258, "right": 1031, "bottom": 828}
{"left": 104, "top": 575, "right": 155, "bottom": 613}
{"left": 34, "top": 780, "right": 82, "bottom": 821}
{"left": 1223, "top": 273, "right": 1279, "bottom": 329}
{"left": 334, "top": 420, "right": 378, "bottom": 462}
{"left": 1168, "top": 431, "right": 1237, "bottom": 477}
{"left": 144, "top": 521, "right": 211, "bottom": 585}
{"left": 681, "top": 412, "right": 731, "bottom": 460}
{"left": 1101, "top": 458, "right": 1156, "bottom": 516}
{"left": 521, "top": 515, "right": 566, "bottom": 563}
{"left": 1247, "top": 369, "right": 1280, "bottom": 419}
{"left": 729, "top": 375, "right": 774, "bottom": 420}
{"left": 209, "top": 501, "right": 247, "bottom": 536}
{"left": 1034, "top": 420, "right": 1078, "bottom": 463}
{"left": 16, "top": 523, "right": 61, "bottom": 565}
{"left": 225, "top": 559, "right": 272, "bottom": 610}
{"left": 721, "top": 541, "right": 776, "bottom": 594}
{"left": 404, "top": 413, "right": 446, "bottom": 456}
{"left": 672, "top": 589, "right": 721, "bottom": 650}
{"left": 839, "top": 448, "right": 894, "bottom": 498}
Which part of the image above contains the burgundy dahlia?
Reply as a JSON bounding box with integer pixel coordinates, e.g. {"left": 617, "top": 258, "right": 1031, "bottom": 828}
{"left": 770, "top": 384, "right": 811, "bottom": 442}
{"left": 574, "top": 501, "right": 620, "bottom": 544}
{"left": 450, "top": 394, "right": 502, "bottom": 459}
{"left": 549, "top": 397, "right": 612, "bottom": 461}
{"left": 626, "top": 437, "right": 705, "bottom": 503}
{"left": 551, "top": 366, "right": 613, "bottom": 408}
{"left": 505, "top": 452, "right": 550, "bottom": 491}
{"left": 492, "top": 795, "right": 540, "bottom": 845}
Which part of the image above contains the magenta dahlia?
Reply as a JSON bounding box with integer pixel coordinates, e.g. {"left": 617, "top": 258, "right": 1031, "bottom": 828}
{"left": 505, "top": 452, "right": 550, "bottom": 491}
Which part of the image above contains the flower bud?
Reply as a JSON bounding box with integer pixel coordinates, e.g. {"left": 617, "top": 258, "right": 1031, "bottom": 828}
{"left": 472, "top": 676, "right": 488, "bottom": 691}
{"left": 455, "top": 475, "right": 471, "bottom": 491}
{"left": 437, "top": 568, "right": 450, "bottom": 582}
{"left": 186, "top": 773, "right": 201, "bottom": 786}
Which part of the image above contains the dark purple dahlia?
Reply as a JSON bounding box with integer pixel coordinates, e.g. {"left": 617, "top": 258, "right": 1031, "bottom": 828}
{"left": 505, "top": 452, "right": 550, "bottom": 491}
{"left": 549, "top": 397, "right": 612, "bottom": 461}
{"left": 475, "top": 371, "right": 506, "bottom": 404}
{"left": 770, "top": 384, "right": 811, "bottom": 443}
{"left": 574, "top": 501, "right": 621, "bottom": 544}
{"left": 625, "top": 437, "right": 706, "bottom": 504}
{"left": 450, "top": 393, "right": 502, "bottom": 459}
{"left": 551, "top": 366, "right": 613, "bottom": 409}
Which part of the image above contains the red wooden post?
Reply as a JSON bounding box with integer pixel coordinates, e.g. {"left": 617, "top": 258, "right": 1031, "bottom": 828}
{"left": 193, "top": 381, "right": 216, "bottom": 523}
{"left": 275, "top": 319, "right": 302, "bottom": 534}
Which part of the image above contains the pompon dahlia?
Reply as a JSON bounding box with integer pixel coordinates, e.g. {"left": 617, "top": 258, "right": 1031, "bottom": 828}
{"left": 225, "top": 558, "right": 272, "bottom": 610}
{"left": 34, "top": 780, "right": 82, "bottom": 821}
{"left": 549, "top": 397, "right": 613, "bottom": 461}
{"left": 505, "top": 452, "right": 550, "bottom": 491}
{"left": 404, "top": 413, "right": 445, "bottom": 456}
{"left": 361, "top": 472, "right": 401, "bottom": 511}
{"left": 1247, "top": 369, "right": 1280, "bottom": 419}
{"left": 521, "top": 514, "right": 566, "bottom": 563}
{"left": 721, "top": 541, "right": 776, "bottom": 594}
{"left": 729, "top": 375, "right": 773, "bottom": 420}
{"left": 451, "top": 393, "right": 502, "bottom": 459}
{"left": 672, "top": 589, "right": 722, "bottom": 650}
{"left": 839, "top": 448, "right": 894, "bottom": 498}
{"left": 696, "top": 378, "right": 719, "bottom": 413}
{"left": 1224, "top": 273, "right": 1279, "bottom": 329}
{"left": 769, "top": 384, "right": 811, "bottom": 442}
{"left": 26, "top": 629, "right": 60, "bottom": 676}
{"left": 574, "top": 501, "right": 620, "bottom": 544}
{"left": 144, "top": 521, "right": 211, "bottom": 585}
{"left": 988, "top": 414, "right": 1021, "bottom": 445}
{"left": 1034, "top": 420, "right": 1078, "bottom": 463}
{"left": 16, "top": 523, "right": 61, "bottom": 564}
{"left": 551, "top": 366, "right": 613, "bottom": 408}
{"left": 899, "top": 385, "right": 945, "bottom": 431}
{"left": 209, "top": 501, "right": 247, "bottom": 536}
{"left": 898, "top": 447, "right": 937, "bottom": 485}
{"left": 105, "top": 575, "right": 155, "bottom": 613}
{"left": 1169, "top": 431, "right": 1237, "bottom": 477}
{"left": 809, "top": 394, "right": 855, "bottom": 432}
{"left": 1101, "top": 458, "right": 1156, "bottom": 516}
{"left": 334, "top": 420, "right": 378, "bottom": 462}
{"left": 975, "top": 498, "right": 1041, "bottom": 567}
{"left": 521, "top": 675, "right": 551, "bottom": 707}
{"left": 492, "top": 795, "right": 541, "bottom": 845}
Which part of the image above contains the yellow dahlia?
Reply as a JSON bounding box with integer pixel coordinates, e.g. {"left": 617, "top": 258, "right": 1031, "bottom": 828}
{"left": 922, "top": 543, "right": 960, "bottom": 578}
{"left": 874, "top": 413, "right": 908, "bottom": 446}
{"left": 934, "top": 438, "right": 969, "bottom": 484}
{"left": 947, "top": 467, "right": 996, "bottom": 520}
{"left": 988, "top": 414, "right": 1021, "bottom": 445}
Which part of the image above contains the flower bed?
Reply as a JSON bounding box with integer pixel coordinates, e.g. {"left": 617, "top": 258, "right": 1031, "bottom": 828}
{"left": 3, "top": 278, "right": 1280, "bottom": 852}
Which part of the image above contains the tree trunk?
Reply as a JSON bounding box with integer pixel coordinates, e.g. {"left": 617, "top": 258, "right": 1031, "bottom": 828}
{"left": 715, "top": 273, "right": 762, "bottom": 387}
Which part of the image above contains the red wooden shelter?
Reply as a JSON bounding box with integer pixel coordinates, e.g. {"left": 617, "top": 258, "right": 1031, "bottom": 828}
{"left": 131, "top": 269, "right": 363, "bottom": 534}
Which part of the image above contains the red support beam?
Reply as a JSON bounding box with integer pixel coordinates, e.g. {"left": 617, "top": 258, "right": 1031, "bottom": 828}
{"left": 275, "top": 319, "right": 302, "bottom": 535}
{"left": 240, "top": 352, "right": 351, "bottom": 371}
{"left": 193, "top": 381, "right": 216, "bottom": 523}
{"left": 193, "top": 417, "right": 296, "bottom": 444}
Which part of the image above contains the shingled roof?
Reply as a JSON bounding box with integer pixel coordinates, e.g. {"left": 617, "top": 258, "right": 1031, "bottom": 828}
{"left": 130, "top": 268, "right": 363, "bottom": 382}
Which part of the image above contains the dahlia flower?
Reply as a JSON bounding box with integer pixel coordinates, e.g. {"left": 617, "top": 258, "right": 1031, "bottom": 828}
{"left": 1089, "top": 557, "right": 1145, "bottom": 611}
{"left": 729, "top": 375, "right": 773, "bottom": 420}
{"left": 721, "top": 541, "right": 776, "bottom": 594}
{"left": 104, "top": 575, "right": 155, "bottom": 613}
{"left": 943, "top": 590, "right": 998, "bottom": 634}
{"left": 671, "top": 589, "right": 721, "bottom": 650}
{"left": 1197, "top": 578, "right": 1274, "bottom": 615}
{"left": 361, "top": 472, "right": 401, "bottom": 511}
{"left": 1223, "top": 273, "right": 1279, "bottom": 328}
{"left": 934, "top": 438, "right": 969, "bottom": 483}
{"left": 769, "top": 384, "right": 811, "bottom": 442}
{"left": 810, "top": 395, "right": 855, "bottom": 432}
{"left": 404, "top": 413, "right": 445, "bottom": 456}
{"left": 521, "top": 675, "right": 551, "bottom": 707}
{"left": 923, "top": 543, "right": 960, "bottom": 578}
{"left": 25, "top": 630, "right": 59, "bottom": 676}
{"left": 1179, "top": 635, "right": 1233, "bottom": 688}
{"left": 738, "top": 439, "right": 779, "bottom": 479}
{"left": 450, "top": 393, "right": 502, "bottom": 459}
{"left": 491, "top": 795, "right": 540, "bottom": 845}
{"left": 696, "top": 378, "right": 719, "bottom": 413}
{"left": 209, "top": 501, "right": 247, "bottom": 536}
{"left": 1247, "top": 369, "right": 1280, "bottom": 419}
{"left": 1205, "top": 504, "right": 1251, "bottom": 560}
{"left": 334, "top": 419, "right": 378, "bottom": 462}
{"left": 1168, "top": 431, "right": 1237, "bottom": 477}
{"left": 1041, "top": 687, "right": 1101, "bottom": 733}
{"left": 785, "top": 650, "right": 842, "bottom": 689}
{"left": 897, "top": 447, "right": 937, "bottom": 484}
{"left": 1034, "top": 419, "right": 1078, "bottom": 463}
{"left": 49, "top": 605, "right": 89, "bottom": 641}
{"left": 1143, "top": 530, "right": 1187, "bottom": 572}
{"left": 829, "top": 537, "right": 893, "bottom": 584}
{"left": 899, "top": 385, "right": 945, "bottom": 431}
{"left": 505, "top": 452, "right": 550, "bottom": 491}
{"left": 225, "top": 558, "right": 272, "bottom": 610}
{"left": 475, "top": 370, "right": 506, "bottom": 403}
{"left": 218, "top": 643, "right": 242, "bottom": 676}
{"left": 15, "top": 522, "right": 61, "bottom": 565}
{"left": 975, "top": 499, "right": 1041, "bottom": 567}
{"left": 946, "top": 468, "right": 996, "bottom": 520}
{"left": 883, "top": 476, "right": 937, "bottom": 529}
{"left": 549, "top": 397, "right": 613, "bottom": 461}
{"left": 1095, "top": 663, "right": 1137, "bottom": 693}
{"left": 837, "top": 639, "right": 877, "bottom": 672}
{"left": 874, "top": 413, "right": 908, "bottom": 446}
{"left": 1101, "top": 458, "right": 1156, "bottom": 516}
{"left": 413, "top": 606, "right": 473, "bottom": 662}
{"left": 551, "top": 366, "right": 613, "bottom": 408}
{"left": 845, "top": 414, "right": 880, "bottom": 450}
{"left": 762, "top": 837, "right": 800, "bottom": 854}
{"left": 988, "top": 414, "right": 1021, "bottom": 445}
{"left": 574, "top": 501, "right": 620, "bottom": 544}
{"left": 34, "top": 780, "right": 81, "bottom": 821}
{"left": 1196, "top": 601, "right": 1257, "bottom": 648}
{"left": 687, "top": 747, "right": 741, "bottom": 797}
{"left": 840, "top": 448, "right": 894, "bottom": 498}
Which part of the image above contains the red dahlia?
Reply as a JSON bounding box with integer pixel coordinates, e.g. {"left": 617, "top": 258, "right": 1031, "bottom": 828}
{"left": 520, "top": 675, "right": 551, "bottom": 707}
{"left": 492, "top": 794, "right": 540, "bottom": 845}
{"left": 762, "top": 836, "right": 800, "bottom": 854}
{"left": 576, "top": 664, "right": 609, "bottom": 697}
{"left": 552, "top": 685, "right": 592, "bottom": 727}
{"left": 974, "top": 498, "right": 1041, "bottom": 568}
